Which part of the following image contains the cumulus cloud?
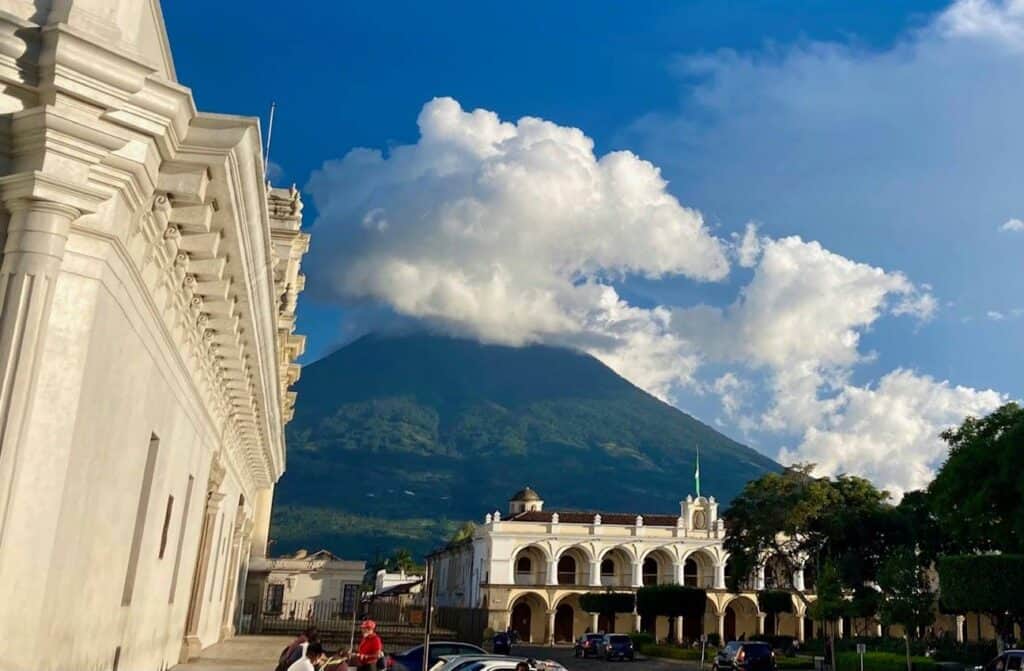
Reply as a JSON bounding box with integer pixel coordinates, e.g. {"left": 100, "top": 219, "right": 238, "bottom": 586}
{"left": 306, "top": 97, "right": 728, "bottom": 395}
{"left": 1001, "top": 218, "right": 1024, "bottom": 232}
{"left": 779, "top": 369, "right": 1005, "bottom": 495}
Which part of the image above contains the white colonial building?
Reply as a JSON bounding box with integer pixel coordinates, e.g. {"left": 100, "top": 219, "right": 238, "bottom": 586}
{"left": 428, "top": 488, "right": 818, "bottom": 646}
{"left": 0, "top": 2, "right": 308, "bottom": 670}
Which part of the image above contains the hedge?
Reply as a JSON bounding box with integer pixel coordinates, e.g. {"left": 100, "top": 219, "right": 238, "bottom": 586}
{"left": 636, "top": 584, "right": 708, "bottom": 618}
{"left": 836, "top": 651, "right": 936, "bottom": 671}
{"left": 758, "top": 589, "right": 795, "bottom": 614}
{"left": 579, "top": 591, "right": 635, "bottom": 615}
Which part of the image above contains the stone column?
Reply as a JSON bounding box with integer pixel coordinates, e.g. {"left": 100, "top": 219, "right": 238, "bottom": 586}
{"left": 956, "top": 615, "right": 966, "bottom": 643}
{"left": 792, "top": 567, "right": 805, "bottom": 592}
{"left": 630, "top": 561, "right": 643, "bottom": 588}
{"left": 180, "top": 456, "right": 227, "bottom": 663}
{"left": 797, "top": 615, "right": 805, "bottom": 642}
{"left": 589, "top": 560, "right": 601, "bottom": 587}
{"left": 0, "top": 198, "right": 81, "bottom": 546}
{"left": 633, "top": 612, "right": 642, "bottom": 633}
{"left": 718, "top": 612, "right": 726, "bottom": 640}
{"left": 547, "top": 610, "right": 556, "bottom": 645}
{"left": 714, "top": 563, "right": 726, "bottom": 590}
{"left": 546, "top": 558, "right": 558, "bottom": 586}
{"left": 836, "top": 617, "right": 844, "bottom": 639}
{"left": 754, "top": 565, "right": 766, "bottom": 591}
{"left": 250, "top": 486, "right": 274, "bottom": 558}
{"left": 757, "top": 613, "right": 766, "bottom": 635}
{"left": 591, "top": 612, "right": 600, "bottom": 633}
{"left": 674, "top": 561, "right": 686, "bottom": 585}
{"left": 675, "top": 616, "right": 684, "bottom": 642}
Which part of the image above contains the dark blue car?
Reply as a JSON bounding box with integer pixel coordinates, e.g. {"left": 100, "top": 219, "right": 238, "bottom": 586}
{"left": 492, "top": 632, "right": 512, "bottom": 655}
{"left": 601, "top": 634, "right": 635, "bottom": 661}
{"left": 387, "top": 642, "right": 486, "bottom": 671}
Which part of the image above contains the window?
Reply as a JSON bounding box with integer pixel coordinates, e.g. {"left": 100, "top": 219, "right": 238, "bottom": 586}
{"left": 516, "top": 557, "right": 532, "bottom": 574}
{"left": 601, "top": 559, "right": 615, "bottom": 575}
{"left": 341, "top": 583, "right": 358, "bottom": 616}
{"left": 684, "top": 558, "right": 698, "bottom": 586}
{"left": 557, "top": 556, "right": 576, "bottom": 585}
{"left": 265, "top": 584, "right": 284, "bottom": 613}
{"left": 158, "top": 495, "right": 174, "bottom": 559}
{"left": 122, "top": 434, "right": 160, "bottom": 606}
{"left": 642, "top": 557, "right": 659, "bottom": 586}
{"left": 168, "top": 475, "right": 194, "bottom": 604}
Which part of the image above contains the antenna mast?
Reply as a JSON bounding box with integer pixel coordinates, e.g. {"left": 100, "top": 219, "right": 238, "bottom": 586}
{"left": 263, "top": 101, "right": 277, "bottom": 182}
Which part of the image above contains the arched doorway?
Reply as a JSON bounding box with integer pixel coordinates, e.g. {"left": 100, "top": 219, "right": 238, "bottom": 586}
{"left": 558, "top": 556, "right": 577, "bottom": 585}
{"left": 555, "top": 604, "right": 574, "bottom": 642}
{"left": 598, "top": 612, "right": 614, "bottom": 633}
{"left": 725, "top": 607, "right": 737, "bottom": 641}
{"left": 804, "top": 615, "right": 815, "bottom": 640}
{"left": 511, "top": 602, "right": 532, "bottom": 642}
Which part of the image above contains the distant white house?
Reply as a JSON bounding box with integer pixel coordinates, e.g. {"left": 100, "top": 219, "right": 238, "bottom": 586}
{"left": 375, "top": 568, "right": 424, "bottom": 596}
{"left": 244, "top": 550, "right": 366, "bottom": 622}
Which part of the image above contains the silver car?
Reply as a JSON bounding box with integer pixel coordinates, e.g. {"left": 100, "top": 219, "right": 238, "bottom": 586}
{"left": 430, "top": 655, "right": 522, "bottom": 671}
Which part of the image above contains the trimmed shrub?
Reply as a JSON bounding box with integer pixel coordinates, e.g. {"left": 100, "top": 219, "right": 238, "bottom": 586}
{"left": 636, "top": 584, "right": 708, "bottom": 618}
{"left": 758, "top": 589, "right": 795, "bottom": 614}
{"left": 836, "top": 651, "right": 936, "bottom": 671}
{"left": 580, "top": 591, "right": 636, "bottom": 616}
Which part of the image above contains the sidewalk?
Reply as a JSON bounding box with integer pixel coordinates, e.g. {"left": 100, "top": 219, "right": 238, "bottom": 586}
{"left": 171, "top": 635, "right": 292, "bottom": 671}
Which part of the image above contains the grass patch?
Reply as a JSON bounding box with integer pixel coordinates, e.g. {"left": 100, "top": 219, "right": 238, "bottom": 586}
{"left": 639, "top": 644, "right": 717, "bottom": 661}
{"left": 837, "top": 651, "right": 937, "bottom": 671}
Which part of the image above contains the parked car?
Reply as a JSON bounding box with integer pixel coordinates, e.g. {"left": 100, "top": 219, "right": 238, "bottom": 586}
{"left": 713, "top": 641, "right": 776, "bottom": 671}
{"left": 574, "top": 633, "right": 607, "bottom": 658}
{"left": 430, "top": 655, "right": 515, "bottom": 671}
{"left": 459, "top": 660, "right": 566, "bottom": 671}
{"left": 388, "top": 642, "right": 487, "bottom": 671}
{"left": 979, "top": 650, "right": 1024, "bottom": 671}
{"left": 492, "top": 632, "right": 512, "bottom": 655}
{"left": 601, "top": 634, "right": 635, "bottom": 661}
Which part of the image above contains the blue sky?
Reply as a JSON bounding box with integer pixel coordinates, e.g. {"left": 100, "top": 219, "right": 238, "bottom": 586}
{"left": 164, "top": 1, "right": 1021, "bottom": 495}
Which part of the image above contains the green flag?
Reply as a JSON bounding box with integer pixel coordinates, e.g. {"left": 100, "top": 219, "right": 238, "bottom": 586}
{"left": 695, "top": 444, "right": 701, "bottom": 497}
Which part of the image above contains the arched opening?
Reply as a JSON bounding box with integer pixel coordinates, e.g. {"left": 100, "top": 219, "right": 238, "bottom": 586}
{"left": 804, "top": 615, "right": 815, "bottom": 640}
{"left": 642, "top": 557, "right": 659, "bottom": 586}
{"left": 765, "top": 612, "right": 777, "bottom": 636}
{"left": 683, "top": 550, "right": 715, "bottom": 588}
{"left": 555, "top": 603, "right": 574, "bottom": 642}
{"left": 511, "top": 601, "right": 532, "bottom": 642}
{"left": 509, "top": 593, "right": 547, "bottom": 643}
{"left": 599, "top": 612, "right": 614, "bottom": 634}
{"left": 512, "top": 546, "right": 547, "bottom": 586}
{"left": 765, "top": 555, "right": 791, "bottom": 589}
{"left": 600, "top": 548, "right": 631, "bottom": 587}
{"left": 724, "top": 596, "right": 760, "bottom": 643}
{"left": 557, "top": 555, "right": 577, "bottom": 585}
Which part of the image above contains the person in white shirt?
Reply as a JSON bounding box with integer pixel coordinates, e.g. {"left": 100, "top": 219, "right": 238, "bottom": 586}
{"left": 287, "top": 642, "right": 325, "bottom": 671}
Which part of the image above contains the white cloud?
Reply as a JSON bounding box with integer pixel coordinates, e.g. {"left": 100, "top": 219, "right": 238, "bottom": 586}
{"left": 733, "top": 222, "right": 762, "bottom": 268}
{"left": 987, "top": 310, "right": 1006, "bottom": 320}
{"left": 1001, "top": 218, "right": 1024, "bottom": 232}
{"left": 674, "top": 236, "right": 935, "bottom": 426}
{"left": 306, "top": 97, "right": 728, "bottom": 393}
{"left": 779, "top": 369, "right": 1005, "bottom": 496}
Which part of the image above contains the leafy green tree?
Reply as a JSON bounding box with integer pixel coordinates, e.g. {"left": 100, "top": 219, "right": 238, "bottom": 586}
{"left": 878, "top": 550, "right": 935, "bottom": 671}
{"left": 580, "top": 591, "right": 636, "bottom": 631}
{"left": 809, "top": 562, "right": 845, "bottom": 670}
{"left": 938, "top": 555, "right": 1024, "bottom": 653}
{"left": 757, "top": 590, "right": 794, "bottom": 615}
{"left": 448, "top": 521, "right": 476, "bottom": 544}
{"left": 847, "top": 585, "right": 881, "bottom": 637}
{"left": 637, "top": 585, "right": 707, "bottom": 618}
{"left": 928, "top": 403, "right": 1024, "bottom": 553}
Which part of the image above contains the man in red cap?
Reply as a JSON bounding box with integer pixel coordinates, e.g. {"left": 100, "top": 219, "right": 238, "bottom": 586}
{"left": 353, "top": 619, "right": 383, "bottom": 671}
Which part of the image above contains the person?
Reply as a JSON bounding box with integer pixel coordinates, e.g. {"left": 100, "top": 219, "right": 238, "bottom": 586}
{"left": 515, "top": 663, "right": 529, "bottom": 671}
{"left": 352, "top": 619, "right": 383, "bottom": 671}
{"left": 278, "top": 628, "right": 319, "bottom": 671}
{"left": 287, "top": 642, "right": 325, "bottom": 671}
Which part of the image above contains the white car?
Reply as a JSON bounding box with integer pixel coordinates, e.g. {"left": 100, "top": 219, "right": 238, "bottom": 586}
{"left": 454, "top": 659, "right": 567, "bottom": 671}
{"left": 429, "top": 655, "right": 519, "bottom": 671}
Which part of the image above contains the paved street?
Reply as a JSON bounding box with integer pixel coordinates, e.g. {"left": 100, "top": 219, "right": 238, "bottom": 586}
{"left": 517, "top": 646, "right": 699, "bottom": 671}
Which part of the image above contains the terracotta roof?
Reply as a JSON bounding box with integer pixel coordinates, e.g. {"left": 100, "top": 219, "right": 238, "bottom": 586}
{"left": 508, "top": 510, "right": 681, "bottom": 526}
{"left": 510, "top": 486, "right": 542, "bottom": 502}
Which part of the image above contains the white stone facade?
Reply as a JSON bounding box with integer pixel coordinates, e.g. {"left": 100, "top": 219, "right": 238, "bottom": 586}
{"left": 244, "top": 550, "right": 365, "bottom": 626}
{"left": 428, "top": 490, "right": 815, "bottom": 646}
{"left": 0, "top": 2, "right": 308, "bottom": 670}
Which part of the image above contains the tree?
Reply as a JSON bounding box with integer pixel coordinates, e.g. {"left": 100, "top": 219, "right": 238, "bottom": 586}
{"left": 808, "top": 562, "right": 845, "bottom": 670}
{"left": 580, "top": 591, "right": 636, "bottom": 631}
{"left": 848, "top": 586, "right": 881, "bottom": 637}
{"left": 938, "top": 555, "right": 1024, "bottom": 653}
{"left": 449, "top": 521, "right": 476, "bottom": 544}
{"left": 929, "top": 403, "right": 1024, "bottom": 553}
{"left": 637, "top": 585, "right": 707, "bottom": 618}
{"left": 757, "top": 590, "right": 794, "bottom": 615}
{"left": 878, "top": 550, "right": 935, "bottom": 671}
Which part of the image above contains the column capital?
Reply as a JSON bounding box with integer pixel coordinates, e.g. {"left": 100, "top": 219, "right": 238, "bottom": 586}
{"left": 0, "top": 171, "right": 106, "bottom": 216}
